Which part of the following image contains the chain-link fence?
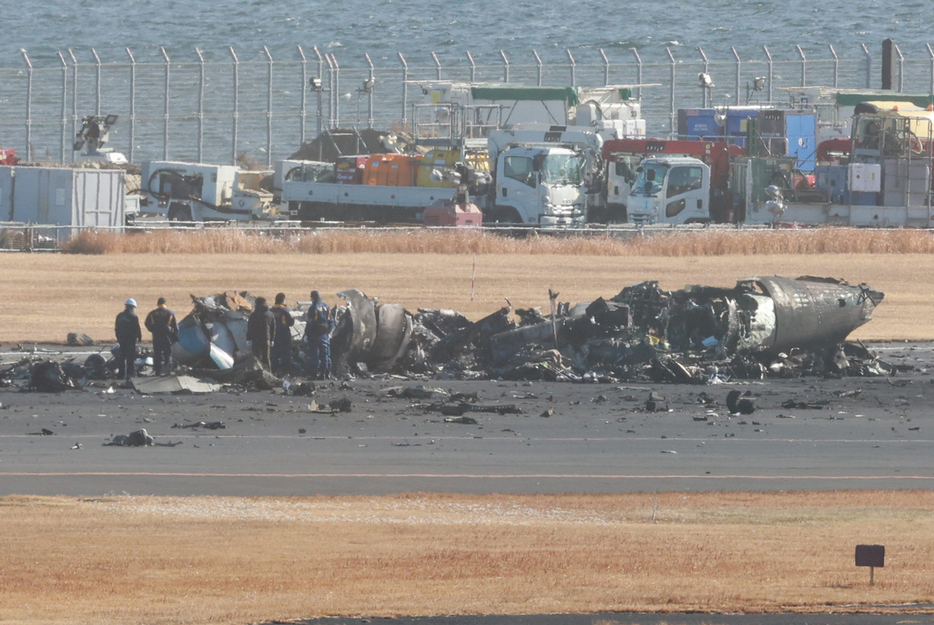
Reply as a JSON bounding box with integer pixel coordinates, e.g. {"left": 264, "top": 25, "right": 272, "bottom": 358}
{"left": 4, "top": 43, "right": 934, "bottom": 168}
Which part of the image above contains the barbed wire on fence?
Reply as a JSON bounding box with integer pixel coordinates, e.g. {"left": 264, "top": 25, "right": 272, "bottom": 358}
{"left": 3, "top": 43, "right": 934, "bottom": 167}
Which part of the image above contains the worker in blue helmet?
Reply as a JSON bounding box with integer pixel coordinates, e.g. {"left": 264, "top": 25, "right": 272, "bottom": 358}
{"left": 114, "top": 298, "right": 142, "bottom": 380}
{"left": 304, "top": 290, "right": 332, "bottom": 379}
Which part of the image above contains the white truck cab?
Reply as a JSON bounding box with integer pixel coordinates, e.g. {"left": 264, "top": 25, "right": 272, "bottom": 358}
{"left": 494, "top": 145, "right": 586, "bottom": 225}
{"left": 627, "top": 157, "right": 711, "bottom": 225}
{"left": 487, "top": 125, "right": 603, "bottom": 225}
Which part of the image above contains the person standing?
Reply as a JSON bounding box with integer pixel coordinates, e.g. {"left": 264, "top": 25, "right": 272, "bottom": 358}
{"left": 304, "top": 290, "right": 332, "bottom": 380}
{"left": 271, "top": 292, "right": 295, "bottom": 375}
{"left": 114, "top": 298, "right": 142, "bottom": 380}
{"left": 144, "top": 297, "right": 179, "bottom": 376}
{"left": 247, "top": 296, "right": 276, "bottom": 367}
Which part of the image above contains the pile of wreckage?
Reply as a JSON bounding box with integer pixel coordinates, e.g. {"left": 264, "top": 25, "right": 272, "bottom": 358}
{"left": 399, "top": 275, "right": 890, "bottom": 383}
{"left": 167, "top": 276, "right": 891, "bottom": 385}
{"left": 3, "top": 276, "right": 892, "bottom": 393}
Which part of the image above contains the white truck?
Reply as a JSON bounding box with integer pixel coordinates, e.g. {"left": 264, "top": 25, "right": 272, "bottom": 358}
{"left": 626, "top": 156, "right": 713, "bottom": 225}
{"left": 629, "top": 100, "right": 934, "bottom": 228}
{"left": 485, "top": 125, "right": 604, "bottom": 225}
{"left": 279, "top": 125, "right": 605, "bottom": 226}
{"left": 139, "top": 161, "right": 276, "bottom": 221}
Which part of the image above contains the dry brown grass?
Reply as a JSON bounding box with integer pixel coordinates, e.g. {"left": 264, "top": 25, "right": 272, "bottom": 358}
{"left": 2, "top": 491, "right": 932, "bottom": 625}
{"left": 59, "top": 227, "right": 934, "bottom": 256}
{"left": 1, "top": 252, "right": 932, "bottom": 344}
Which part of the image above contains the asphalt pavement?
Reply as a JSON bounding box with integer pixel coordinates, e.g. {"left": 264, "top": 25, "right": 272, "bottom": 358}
{"left": 2, "top": 342, "right": 932, "bottom": 497}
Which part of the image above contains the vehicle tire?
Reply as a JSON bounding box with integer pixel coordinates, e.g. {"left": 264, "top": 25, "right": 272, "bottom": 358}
{"left": 492, "top": 207, "right": 523, "bottom": 225}
{"left": 167, "top": 203, "right": 193, "bottom": 223}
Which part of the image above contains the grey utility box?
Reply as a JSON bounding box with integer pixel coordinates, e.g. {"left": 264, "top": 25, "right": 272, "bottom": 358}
{"left": 0, "top": 166, "right": 126, "bottom": 229}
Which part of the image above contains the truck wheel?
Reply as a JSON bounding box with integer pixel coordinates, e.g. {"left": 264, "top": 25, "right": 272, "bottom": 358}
{"left": 167, "top": 204, "right": 192, "bottom": 223}
{"left": 492, "top": 207, "right": 523, "bottom": 225}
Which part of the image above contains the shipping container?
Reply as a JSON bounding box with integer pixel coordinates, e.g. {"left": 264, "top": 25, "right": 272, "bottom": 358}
{"left": 0, "top": 166, "right": 125, "bottom": 229}
{"left": 335, "top": 155, "right": 368, "bottom": 184}
{"left": 677, "top": 108, "right": 720, "bottom": 140}
{"left": 416, "top": 149, "right": 460, "bottom": 188}
{"left": 363, "top": 156, "right": 384, "bottom": 185}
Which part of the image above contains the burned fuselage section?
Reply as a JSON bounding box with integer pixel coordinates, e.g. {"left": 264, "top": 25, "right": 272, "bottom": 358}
{"left": 348, "top": 276, "right": 886, "bottom": 383}
{"left": 172, "top": 277, "right": 886, "bottom": 385}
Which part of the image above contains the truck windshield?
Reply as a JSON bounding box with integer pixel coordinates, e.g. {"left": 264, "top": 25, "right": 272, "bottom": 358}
{"left": 540, "top": 154, "right": 582, "bottom": 186}
{"left": 631, "top": 162, "right": 668, "bottom": 196}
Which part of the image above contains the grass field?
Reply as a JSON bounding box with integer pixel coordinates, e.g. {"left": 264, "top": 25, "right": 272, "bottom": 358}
{"left": 0, "top": 251, "right": 932, "bottom": 343}
{"left": 2, "top": 492, "right": 932, "bottom": 625}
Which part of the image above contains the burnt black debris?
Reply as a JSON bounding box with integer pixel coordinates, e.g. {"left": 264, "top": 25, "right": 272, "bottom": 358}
{"left": 370, "top": 276, "right": 889, "bottom": 384}
{"left": 158, "top": 277, "right": 891, "bottom": 388}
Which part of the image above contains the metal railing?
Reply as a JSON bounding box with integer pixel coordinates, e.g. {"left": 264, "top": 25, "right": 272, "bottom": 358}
{"left": 3, "top": 43, "right": 934, "bottom": 167}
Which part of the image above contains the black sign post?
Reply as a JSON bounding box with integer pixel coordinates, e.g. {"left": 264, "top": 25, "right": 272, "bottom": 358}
{"left": 855, "top": 544, "right": 885, "bottom": 585}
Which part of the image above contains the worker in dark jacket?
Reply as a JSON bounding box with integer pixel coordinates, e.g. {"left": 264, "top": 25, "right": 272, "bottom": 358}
{"left": 246, "top": 296, "right": 276, "bottom": 367}
{"left": 304, "top": 290, "right": 332, "bottom": 379}
{"left": 144, "top": 297, "right": 179, "bottom": 376}
{"left": 114, "top": 298, "right": 143, "bottom": 380}
{"left": 271, "top": 292, "right": 295, "bottom": 375}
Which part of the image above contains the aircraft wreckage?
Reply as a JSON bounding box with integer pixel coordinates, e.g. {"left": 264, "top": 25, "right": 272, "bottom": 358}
{"left": 158, "top": 276, "right": 886, "bottom": 386}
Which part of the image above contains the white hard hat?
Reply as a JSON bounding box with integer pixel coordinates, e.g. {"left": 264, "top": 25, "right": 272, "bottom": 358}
{"left": 125, "top": 298, "right": 137, "bottom": 307}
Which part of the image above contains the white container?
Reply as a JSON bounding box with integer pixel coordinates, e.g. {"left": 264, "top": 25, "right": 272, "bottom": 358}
{"left": 848, "top": 163, "right": 881, "bottom": 192}
{"left": 1, "top": 166, "right": 125, "bottom": 228}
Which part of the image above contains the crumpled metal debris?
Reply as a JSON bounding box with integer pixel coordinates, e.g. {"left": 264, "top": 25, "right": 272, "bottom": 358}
{"left": 335, "top": 276, "right": 888, "bottom": 384}
{"left": 177, "top": 277, "right": 888, "bottom": 386}
{"left": 175, "top": 291, "right": 305, "bottom": 372}
{"left": 28, "top": 360, "right": 78, "bottom": 392}
{"left": 190, "top": 356, "right": 281, "bottom": 390}
{"left": 66, "top": 333, "right": 95, "bottom": 346}
{"left": 131, "top": 375, "right": 221, "bottom": 395}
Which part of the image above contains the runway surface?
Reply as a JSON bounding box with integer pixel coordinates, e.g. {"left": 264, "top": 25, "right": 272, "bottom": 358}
{"left": 2, "top": 343, "right": 932, "bottom": 497}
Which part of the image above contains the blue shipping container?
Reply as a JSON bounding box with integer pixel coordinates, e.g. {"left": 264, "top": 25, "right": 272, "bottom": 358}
{"left": 678, "top": 108, "right": 720, "bottom": 140}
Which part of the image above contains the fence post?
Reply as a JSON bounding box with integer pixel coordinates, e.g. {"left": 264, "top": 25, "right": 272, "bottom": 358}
{"left": 160, "top": 46, "right": 170, "bottom": 160}
{"left": 330, "top": 54, "right": 341, "bottom": 129}
{"left": 731, "top": 47, "right": 741, "bottom": 104}
{"left": 68, "top": 49, "right": 78, "bottom": 161}
{"left": 667, "top": 47, "right": 676, "bottom": 136}
{"left": 20, "top": 50, "right": 32, "bottom": 162}
{"left": 229, "top": 46, "right": 239, "bottom": 165}
{"left": 828, "top": 44, "right": 839, "bottom": 88}
{"left": 324, "top": 53, "right": 335, "bottom": 129}
{"left": 263, "top": 45, "right": 274, "bottom": 168}
{"left": 697, "top": 47, "right": 710, "bottom": 107}
{"left": 894, "top": 43, "right": 904, "bottom": 92}
{"left": 298, "top": 45, "right": 308, "bottom": 146}
{"left": 533, "top": 49, "right": 543, "bottom": 86}
{"left": 861, "top": 43, "right": 872, "bottom": 89}
{"left": 763, "top": 46, "right": 773, "bottom": 103}
{"left": 365, "top": 52, "right": 375, "bottom": 129}
{"left": 500, "top": 50, "right": 509, "bottom": 83}
{"left": 91, "top": 48, "right": 102, "bottom": 115}
{"left": 927, "top": 44, "right": 934, "bottom": 96}
{"left": 599, "top": 49, "right": 610, "bottom": 87}
{"left": 58, "top": 52, "right": 67, "bottom": 163}
{"left": 195, "top": 47, "right": 205, "bottom": 163}
{"left": 125, "top": 48, "right": 136, "bottom": 164}
{"left": 631, "top": 48, "right": 643, "bottom": 100}
{"left": 398, "top": 52, "right": 408, "bottom": 129}
{"left": 431, "top": 51, "right": 442, "bottom": 80}
{"left": 466, "top": 51, "right": 476, "bottom": 83}
{"left": 313, "top": 46, "right": 325, "bottom": 137}
{"left": 796, "top": 44, "right": 807, "bottom": 87}
{"left": 566, "top": 48, "right": 576, "bottom": 86}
